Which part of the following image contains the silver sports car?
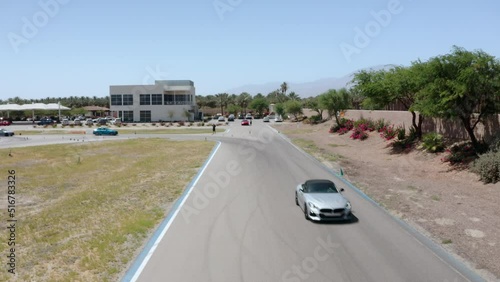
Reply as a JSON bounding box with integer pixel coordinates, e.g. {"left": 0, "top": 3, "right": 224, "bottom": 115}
{"left": 295, "top": 179, "right": 352, "bottom": 221}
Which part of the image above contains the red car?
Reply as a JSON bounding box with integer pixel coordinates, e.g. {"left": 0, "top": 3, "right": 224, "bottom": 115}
{"left": 241, "top": 119, "right": 250, "bottom": 126}
{"left": 0, "top": 120, "right": 11, "bottom": 126}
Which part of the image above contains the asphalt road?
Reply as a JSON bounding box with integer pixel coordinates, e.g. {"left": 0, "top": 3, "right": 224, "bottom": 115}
{"left": 1, "top": 122, "right": 483, "bottom": 281}
{"left": 127, "top": 121, "right": 483, "bottom": 282}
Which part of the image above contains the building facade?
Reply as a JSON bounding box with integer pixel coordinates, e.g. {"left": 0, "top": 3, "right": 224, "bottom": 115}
{"left": 109, "top": 80, "right": 197, "bottom": 122}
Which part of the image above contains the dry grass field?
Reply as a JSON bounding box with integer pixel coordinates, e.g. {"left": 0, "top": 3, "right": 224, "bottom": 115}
{"left": 0, "top": 138, "right": 214, "bottom": 281}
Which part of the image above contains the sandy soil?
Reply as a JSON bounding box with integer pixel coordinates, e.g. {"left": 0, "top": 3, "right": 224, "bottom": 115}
{"left": 275, "top": 121, "right": 500, "bottom": 282}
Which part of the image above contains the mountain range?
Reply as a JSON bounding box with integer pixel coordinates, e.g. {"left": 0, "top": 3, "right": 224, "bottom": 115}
{"left": 222, "top": 64, "right": 397, "bottom": 98}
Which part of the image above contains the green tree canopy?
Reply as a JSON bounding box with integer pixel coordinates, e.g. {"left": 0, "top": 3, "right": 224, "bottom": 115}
{"left": 318, "top": 88, "right": 351, "bottom": 125}
{"left": 284, "top": 100, "right": 303, "bottom": 120}
{"left": 414, "top": 46, "right": 500, "bottom": 150}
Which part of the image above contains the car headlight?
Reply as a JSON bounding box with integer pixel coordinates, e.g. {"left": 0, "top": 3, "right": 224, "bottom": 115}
{"left": 345, "top": 202, "right": 352, "bottom": 209}
{"left": 308, "top": 202, "right": 318, "bottom": 209}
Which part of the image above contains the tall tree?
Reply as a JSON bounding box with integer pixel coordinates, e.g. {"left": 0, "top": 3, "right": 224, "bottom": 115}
{"left": 318, "top": 88, "right": 351, "bottom": 125}
{"left": 215, "top": 93, "right": 229, "bottom": 114}
{"left": 284, "top": 100, "right": 303, "bottom": 120}
{"left": 414, "top": 46, "right": 500, "bottom": 150}
{"left": 352, "top": 66, "right": 426, "bottom": 138}
{"left": 249, "top": 97, "right": 269, "bottom": 116}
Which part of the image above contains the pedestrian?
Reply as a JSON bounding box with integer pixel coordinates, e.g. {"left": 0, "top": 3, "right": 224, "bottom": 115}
{"left": 212, "top": 124, "right": 216, "bottom": 134}
{"left": 250, "top": 119, "right": 252, "bottom": 126}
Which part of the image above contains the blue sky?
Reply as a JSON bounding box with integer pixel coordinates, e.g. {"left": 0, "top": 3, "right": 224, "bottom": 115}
{"left": 1, "top": 0, "right": 499, "bottom": 99}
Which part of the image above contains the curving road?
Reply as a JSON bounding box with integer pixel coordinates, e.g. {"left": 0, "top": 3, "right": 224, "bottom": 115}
{"left": 120, "top": 120, "right": 484, "bottom": 282}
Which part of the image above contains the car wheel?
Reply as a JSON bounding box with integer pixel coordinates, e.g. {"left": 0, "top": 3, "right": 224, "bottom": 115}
{"left": 304, "top": 205, "right": 309, "bottom": 220}
{"left": 295, "top": 192, "right": 299, "bottom": 206}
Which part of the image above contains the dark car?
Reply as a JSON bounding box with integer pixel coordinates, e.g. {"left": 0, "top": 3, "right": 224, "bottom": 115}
{"left": 0, "top": 128, "right": 14, "bottom": 136}
{"left": 228, "top": 114, "right": 235, "bottom": 121}
{"left": 37, "top": 118, "right": 55, "bottom": 126}
{"left": 238, "top": 114, "right": 245, "bottom": 119}
{"left": 93, "top": 127, "right": 118, "bottom": 136}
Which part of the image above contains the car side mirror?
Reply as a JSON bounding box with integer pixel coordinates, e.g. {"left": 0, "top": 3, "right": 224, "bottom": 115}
{"left": 299, "top": 188, "right": 304, "bottom": 192}
{"left": 340, "top": 188, "right": 345, "bottom": 192}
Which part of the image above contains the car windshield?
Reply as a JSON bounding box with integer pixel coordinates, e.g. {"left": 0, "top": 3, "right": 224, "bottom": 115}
{"left": 306, "top": 182, "right": 338, "bottom": 193}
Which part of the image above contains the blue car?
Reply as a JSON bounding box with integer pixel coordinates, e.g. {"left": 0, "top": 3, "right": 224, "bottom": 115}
{"left": 93, "top": 127, "right": 118, "bottom": 136}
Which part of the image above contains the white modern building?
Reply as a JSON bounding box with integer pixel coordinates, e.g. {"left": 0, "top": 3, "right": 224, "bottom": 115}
{"left": 109, "top": 80, "right": 197, "bottom": 122}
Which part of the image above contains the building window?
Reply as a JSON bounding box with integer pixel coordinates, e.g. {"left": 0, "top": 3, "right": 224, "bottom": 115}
{"left": 123, "top": 111, "right": 133, "bottom": 122}
{"left": 140, "top": 94, "right": 151, "bottom": 105}
{"left": 140, "top": 111, "right": 151, "bottom": 122}
{"left": 164, "top": 94, "right": 174, "bottom": 105}
{"left": 111, "top": 95, "right": 122, "bottom": 106}
{"left": 152, "top": 94, "right": 162, "bottom": 105}
{"left": 123, "top": 94, "right": 133, "bottom": 105}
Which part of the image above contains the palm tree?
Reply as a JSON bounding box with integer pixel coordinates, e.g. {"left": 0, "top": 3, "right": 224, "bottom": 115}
{"left": 215, "top": 93, "right": 229, "bottom": 115}
{"left": 280, "top": 82, "right": 288, "bottom": 96}
{"left": 288, "top": 91, "right": 300, "bottom": 101}
{"left": 237, "top": 92, "right": 252, "bottom": 114}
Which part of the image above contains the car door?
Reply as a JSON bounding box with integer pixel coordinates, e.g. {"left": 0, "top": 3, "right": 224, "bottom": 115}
{"left": 297, "top": 184, "right": 306, "bottom": 210}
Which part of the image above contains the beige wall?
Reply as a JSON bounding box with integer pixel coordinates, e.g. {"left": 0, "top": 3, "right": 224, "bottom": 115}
{"left": 305, "top": 109, "right": 500, "bottom": 142}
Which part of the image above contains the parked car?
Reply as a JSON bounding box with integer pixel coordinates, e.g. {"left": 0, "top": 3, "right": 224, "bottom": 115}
{"left": 295, "top": 179, "right": 352, "bottom": 222}
{"left": 86, "top": 118, "right": 94, "bottom": 125}
{"left": 228, "top": 114, "right": 235, "bottom": 122}
{"left": 110, "top": 118, "right": 122, "bottom": 125}
{"left": 93, "top": 127, "right": 118, "bottom": 136}
{"left": 245, "top": 113, "right": 253, "bottom": 119}
{"left": 73, "top": 118, "right": 82, "bottom": 125}
{"left": 218, "top": 116, "right": 225, "bottom": 122}
{"left": 241, "top": 119, "right": 250, "bottom": 126}
{"left": 263, "top": 116, "right": 270, "bottom": 122}
{"left": 238, "top": 114, "right": 245, "bottom": 119}
{"left": 37, "top": 118, "right": 55, "bottom": 126}
{"left": 0, "top": 119, "right": 11, "bottom": 126}
{"left": 275, "top": 115, "right": 283, "bottom": 122}
{"left": 0, "top": 128, "right": 14, "bottom": 136}
{"left": 61, "top": 119, "right": 70, "bottom": 126}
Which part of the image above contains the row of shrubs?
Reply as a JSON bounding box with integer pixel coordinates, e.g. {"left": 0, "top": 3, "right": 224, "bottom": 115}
{"left": 329, "top": 118, "right": 500, "bottom": 184}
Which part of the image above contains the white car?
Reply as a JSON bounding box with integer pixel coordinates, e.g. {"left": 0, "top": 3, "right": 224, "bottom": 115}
{"left": 218, "top": 116, "right": 225, "bottom": 122}
{"left": 296, "top": 179, "right": 352, "bottom": 221}
{"left": 275, "top": 115, "right": 283, "bottom": 122}
{"left": 61, "top": 119, "right": 70, "bottom": 126}
{"left": 263, "top": 116, "right": 270, "bottom": 122}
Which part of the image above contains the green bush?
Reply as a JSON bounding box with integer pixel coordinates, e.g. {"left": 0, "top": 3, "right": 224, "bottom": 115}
{"left": 375, "top": 118, "right": 389, "bottom": 132}
{"left": 309, "top": 115, "right": 322, "bottom": 124}
{"left": 471, "top": 150, "right": 500, "bottom": 184}
{"left": 422, "top": 133, "right": 445, "bottom": 153}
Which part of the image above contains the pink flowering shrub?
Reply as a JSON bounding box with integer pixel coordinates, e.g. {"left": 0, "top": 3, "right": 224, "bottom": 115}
{"left": 380, "top": 125, "right": 397, "bottom": 140}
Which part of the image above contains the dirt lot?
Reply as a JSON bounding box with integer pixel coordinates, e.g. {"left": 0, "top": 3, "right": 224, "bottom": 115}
{"left": 275, "top": 121, "right": 500, "bottom": 282}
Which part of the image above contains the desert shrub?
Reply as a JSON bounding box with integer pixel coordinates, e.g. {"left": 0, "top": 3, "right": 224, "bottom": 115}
{"left": 422, "top": 132, "right": 445, "bottom": 153}
{"left": 375, "top": 119, "right": 389, "bottom": 132}
{"left": 329, "top": 118, "right": 354, "bottom": 133}
{"left": 487, "top": 134, "right": 500, "bottom": 152}
{"left": 441, "top": 142, "right": 477, "bottom": 165}
{"left": 350, "top": 127, "right": 368, "bottom": 140}
{"left": 160, "top": 122, "right": 165, "bottom": 126}
{"left": 132, "top": 123, "right": 137, "bottom": 126}
{"left": 380, "top": 125, "right": 397, "bottom": 140}
{"left": 309, "top": 115, "right": 322, "bottom": 124}
{"left": 151, "top": 123, "right": 156, "bottom": 126}
{"left": 396, "top": 125, "right": 406, "bottom": 140}
{"left": 122, "top": 123, "right": 128, "bottom": 126}
{"left": 470, "top": 150, "right": 500, "bottom": 183}
{"left": 353, "top": 118, "right": 375, "bottom": 131}
{"left": 178, "top": 121, "right": 185, "bottom": 126}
